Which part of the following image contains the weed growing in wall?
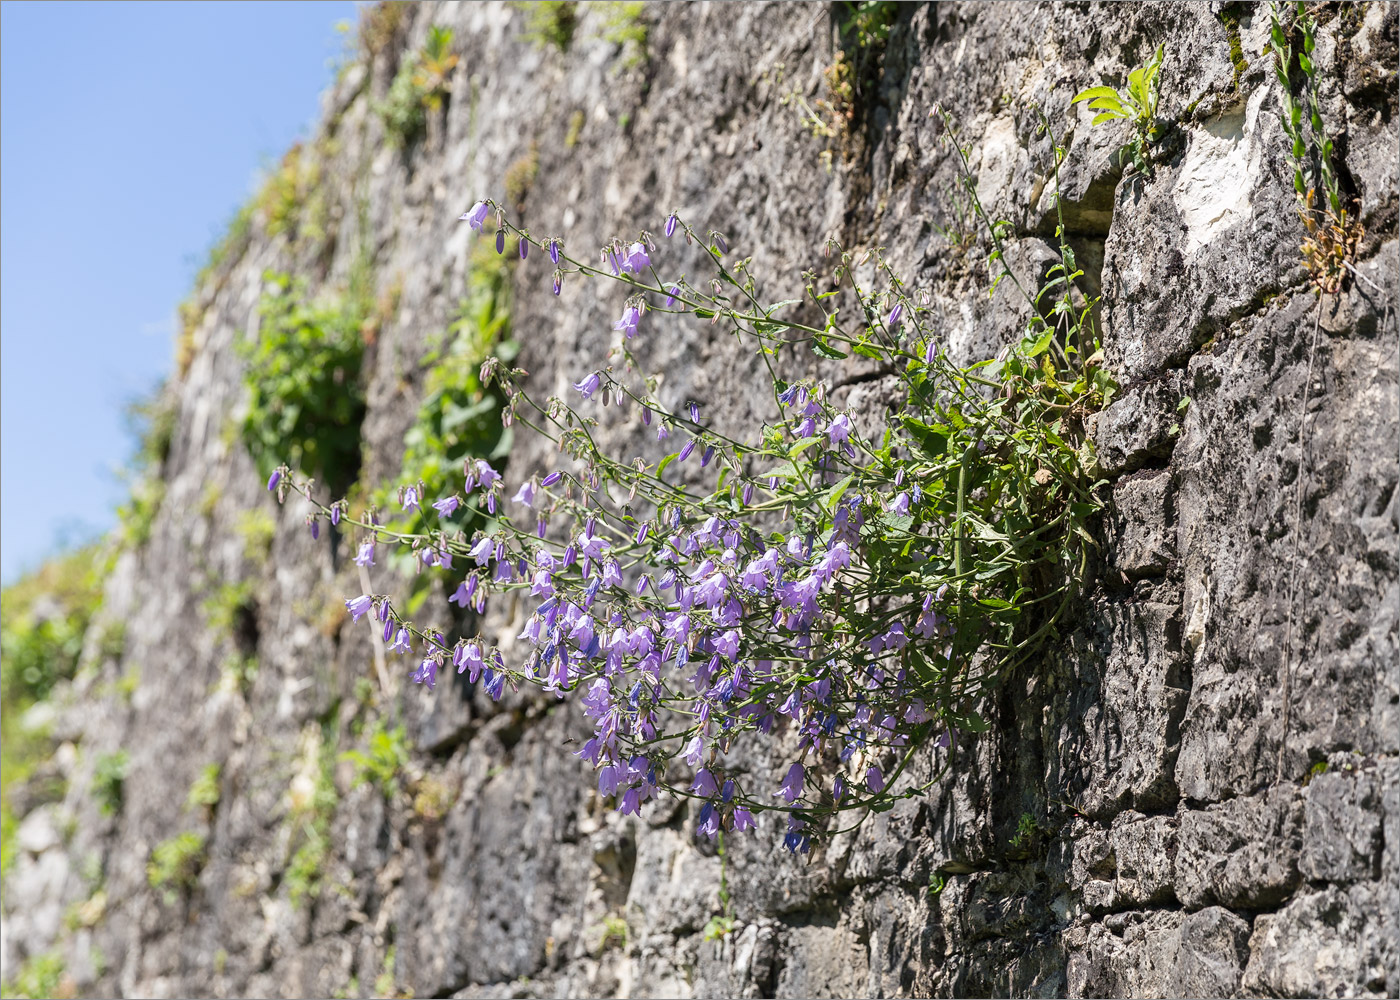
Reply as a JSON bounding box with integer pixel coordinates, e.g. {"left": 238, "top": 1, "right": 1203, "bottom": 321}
{"left": 1268, "top": 0, "right": 1363, "bottom": 293}
{"left": 376, "top": 25, "right": 459, "bottom": 147}
{"left": 239, "top": 272, "right": 368, "bottom": 495}
{"left": 147, "top": 831, "right": 207, "bottom": 901}
{"left": 91, "top": 750, "right": 129, "bottom": 818}
{"left": 1072, "top": 44, "right": 1165, "bottom": 176}
{"left": 270, "top": 107, "right": 1111, "bottom": 852}
{"left": 341, "top": 720, "right": 409, "bottom": 800}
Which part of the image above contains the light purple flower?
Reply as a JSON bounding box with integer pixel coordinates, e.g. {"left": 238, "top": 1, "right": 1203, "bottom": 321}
{"left": 401, "top": 486, "right": 420, "bottom": 512}
{"left": 474, "top": 459, "right": 501, "bottom": 489}
{"left": 266, "top": 470, "right": 281, "bottom": 491}
{"left": 826, "top": 414, "right": 852, "bottom": 443}
{"left": 620, "top": 242, "right": 650, "bottom": 273}
{"left": 354, "top": 540, "right": 376, "bottom": 567}
{"left": 433, "top": 495, "right": 461, "bottom": 517}
{"left": 866, "top": 765, "right": 885, "bottom": 793}
{"left": 389, "top": 629, "right": 412, "bottom": 655}
{"left": 548, "top": 239, "right": 561, "bottom": 264}
{"left": 665, "top": 213, "right": 678, "bottom": 238}
{"left": 678, "top": 440, "right": 695, "bottom": 463}
{"left": 574, "top": 372, "right": 602, "bottom": 399}
{"left": 732, "top": 806, "right": 755, "bottom": 832}
{"left": 665, "top": 284, "right": 681, "bottom": 308}
{"left": 542, "top": 471, "right": 562, "bottom": 487}
{"left": 776, "top": 762, "right": 804, "bottom": 803}
{"left": 469, "top": 537, "right": 494, "bottom": 565}
{"left": 888, "top": 491, "right": 910, "bottom": 517}
{"left": 459, "top": 201, "right": 490, "bottom": 230}
{"left": 614, "top": 305, "right": 641, "bottom": 339}
{"left": 691, "top": 768, "right": 719, "bottom": 798}
{"left": 345, "top": 594, "right": 374, "bottom": 621}
{"left": 513, "top": 481, "right": 536, "bottom": 507}
{"left": 886, "top": 301, "right": 903, "bottom": 331}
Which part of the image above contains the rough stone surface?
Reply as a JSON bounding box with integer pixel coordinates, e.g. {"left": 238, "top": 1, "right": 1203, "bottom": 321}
{"left": 1, "top": 2, "right": 1395, "bottom": 998}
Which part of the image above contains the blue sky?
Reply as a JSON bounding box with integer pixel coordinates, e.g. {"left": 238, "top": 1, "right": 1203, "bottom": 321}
{"left": 1, "top": 0, "right": 357, "bottom": 583}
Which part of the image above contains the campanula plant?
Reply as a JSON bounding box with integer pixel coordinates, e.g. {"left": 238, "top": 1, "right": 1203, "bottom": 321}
{"left": 268, "top": 114, "right": 1111, "bottom": 852}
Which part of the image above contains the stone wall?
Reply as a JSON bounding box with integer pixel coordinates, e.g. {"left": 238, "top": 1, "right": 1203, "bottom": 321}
{"left": 2, "top": 3, "right": 1395, "bottom": 997}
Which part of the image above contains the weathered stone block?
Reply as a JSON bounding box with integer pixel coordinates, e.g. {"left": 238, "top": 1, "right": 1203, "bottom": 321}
{"left": 1091, "top": 375, "right": 1184, "bottom": 477}
{"left": 1242, "top": 883, "right": 1395, "bottom": 999}
{"left": 1300, "top": 768, "right": 1383, "bottom": 883}
{"left": 1108, "top": 468, "right": 1175, "bottom": 577}
{"left": 1175, "top": 786, "right": 1303, "bottom": 910}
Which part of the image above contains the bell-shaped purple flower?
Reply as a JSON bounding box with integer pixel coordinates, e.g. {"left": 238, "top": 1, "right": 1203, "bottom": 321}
{"left": 614, "top": 304, "right": 641, "bottom": 339}
{"left": 826, "top": 414, "right": 852, "bottom": 444}
{"left": 345, "top": 594, "right": 374, "bottom": 621}
{"left": 459, "top": 201, "right": 490, "bottom": 230}
{"left": 574, "top": 372, "right": 602, "bottom": 399}
{"left": 776, "top": 761, "right": 804, "bottom": 803}
{"left": 620, "top": 241, "right": 650, "bottom": 273}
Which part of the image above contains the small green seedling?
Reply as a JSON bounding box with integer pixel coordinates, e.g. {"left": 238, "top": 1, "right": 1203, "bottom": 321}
{"left": 1072, "top": 45, "right": 1165, "bottom": 173}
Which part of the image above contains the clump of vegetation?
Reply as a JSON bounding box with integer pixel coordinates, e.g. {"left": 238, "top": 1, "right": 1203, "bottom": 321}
{"left": 256, "top": 143, "right": 326, "bottom": 245}
{"left": 410, "top": 773, "right": 456, "bottom": 820}
{"left": 186, "top": 763, "right": 222, "bottom": 812}
{"left": 1072, "top": 44, "right": 1165, "bottom": 175}
{"left": 2, "top": 547, "right": 106, "bottom": 877}
{"left": 147, "top": 831, "right": 207, "bottom": 900}
{"left": 515, "top": 0, "right": 578, "bottom": 51}
{"left": 1268, "top": 1, "right": 1362, "bottom": 293}
{"left": 341, "top": 720, "right": 410, "bottom": 800}
{"left": 285, "top": 723, "right": 338, "bottom": 909}
{"left": 92, "top": 750, "right": 129, "bottom": 817}
{"left": 239, "top": 271, "right": 369, "bottom": 494}
{"left": 503, "top": 142, "right": 540, "bottom": 213}
{"left": 376, "top": 26, "right": 459, "bottom": 147}
{"left": 234, "top": 509, "right": 276, "bottom": 567}
{"left": 598, "top": 1, "right": 648, "bottom": 67}
{"left": 117, "top": 390, "right": 178, "bottom": 549}
{"left": 359, "top": 1, "right": 412, "bottom": 60}
{"left": 202, "top": 580, "right": 256, "bottom": 642}
{"left": 516, "top": 1, "right": 646, "bottom": 67}
{"left": 0, "top": 950, "right": 70, "bottom": 999}
{"left": 1, "top": 547, "right": 103, "bottom": 706}
{"left": 791, "top": 2, "right": 898, "bottom": 168}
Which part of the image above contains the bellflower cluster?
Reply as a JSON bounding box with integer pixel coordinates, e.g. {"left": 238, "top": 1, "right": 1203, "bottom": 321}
{"left": 278, "top": 140, "right": 1111, "bottom": 854}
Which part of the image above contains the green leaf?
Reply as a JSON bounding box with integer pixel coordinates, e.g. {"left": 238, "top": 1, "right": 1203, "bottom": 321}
{"left": 1071, "top": 85, "right": 1120, "bottom": 104}
{"left": 823, "top": 474, "right": 856, "bottom": 511}
{"left": 789, "top": 436, "right": 822, "bottom": 457}
{"left": 811, "top": 337, "right": 848, "bottom": 359}
{"left": 852, "top": 341, "right": 885, "bottom": 360}
{"left": 656, "top": 451, "right": 679, "bottom": 478}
